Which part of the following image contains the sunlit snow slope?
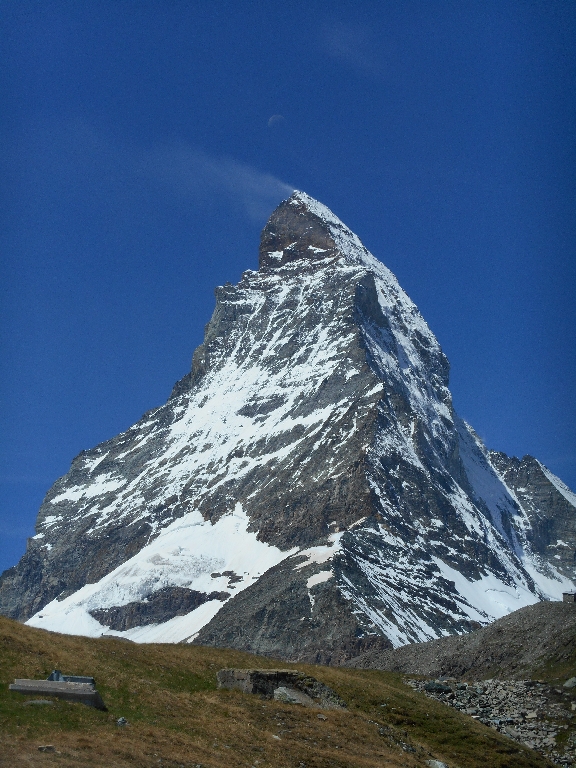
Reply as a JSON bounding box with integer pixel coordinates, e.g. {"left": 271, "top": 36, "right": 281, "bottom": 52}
{"left": 1, "top": 192, "right": 574, "bottom": 663}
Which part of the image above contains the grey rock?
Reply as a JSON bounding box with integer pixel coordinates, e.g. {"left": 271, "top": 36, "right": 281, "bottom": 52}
{"left": 217, "top": 668, "right": 298, "bottom": 696}
{"left": 346, "top": 601, "right": 576, "bottom": 680}
{"left": 424, "top": 682, "right": 453, "bottom": 693}
{"left": 193, "top": 554, "right": 392, "bottom": 665}
{"left": 90, "top": 587, "right": 229, "bottom": 631}
{"left": 489, "top": 452, "right": 576, "bottom": 584}
{"left": 564, "top": 678, "right": 576, "bottom": 689}
{"left": 410, "top": 676, "right": 576, "bottom": 766}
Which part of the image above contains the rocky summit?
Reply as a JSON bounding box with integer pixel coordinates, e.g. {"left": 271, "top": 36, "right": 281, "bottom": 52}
{"left": 1, "top": 191, "right": 574, "bottom": 663}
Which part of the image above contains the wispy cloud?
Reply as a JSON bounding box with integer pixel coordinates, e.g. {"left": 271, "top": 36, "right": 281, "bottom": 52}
{"left": 142, "top": 144, "right": 294, "bottom": 222}
{"left": 320, "top": 21, "right": 379, "bottom": 73}
{"left": 3, "top": 119, "right": 294, "bottom": 225}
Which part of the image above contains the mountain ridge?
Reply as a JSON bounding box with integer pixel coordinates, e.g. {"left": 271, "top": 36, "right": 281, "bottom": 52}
{"left": 345, "top": 600, "right": 576, "bottom": 680}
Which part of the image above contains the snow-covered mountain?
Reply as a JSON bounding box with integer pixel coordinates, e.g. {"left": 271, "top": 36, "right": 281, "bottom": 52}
{"left": 1, "top": 192, "right": 574, "bottom": 663}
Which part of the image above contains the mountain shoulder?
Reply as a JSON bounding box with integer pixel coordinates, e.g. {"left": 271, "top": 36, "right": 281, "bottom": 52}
{"left": 344, "top": 601, "right": 576, "bottom": 680}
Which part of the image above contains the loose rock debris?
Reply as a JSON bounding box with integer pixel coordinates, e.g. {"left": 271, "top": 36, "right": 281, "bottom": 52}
{"left": 408, "top": 677, "right": 576, "bottom": 765}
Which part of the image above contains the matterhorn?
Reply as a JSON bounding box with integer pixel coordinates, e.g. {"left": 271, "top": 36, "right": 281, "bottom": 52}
{"left": 1, "top": 192, "right": 574, "bottom": 664}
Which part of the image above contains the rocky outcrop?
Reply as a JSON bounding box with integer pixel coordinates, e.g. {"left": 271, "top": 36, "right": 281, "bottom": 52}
{"left": 89, "top": 587, "right": 230, "bottom": 632}
{"left": 216, "top": 668, "right": 346, "bottom": 709}
{"left": 192, "top": 554, "right": 393, "bottom": 665}
{"left": 0, "top": 191, "right": 574, "bottom": 661}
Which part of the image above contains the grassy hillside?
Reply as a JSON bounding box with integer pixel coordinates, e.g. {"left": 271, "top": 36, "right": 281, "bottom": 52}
{"left": 0, "top": 617, "right": 553, "bottom": 768}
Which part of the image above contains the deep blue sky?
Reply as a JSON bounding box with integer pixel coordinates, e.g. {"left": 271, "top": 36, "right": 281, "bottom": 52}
{"left": 1, "top": 0, "right": 575, "bottom": 573}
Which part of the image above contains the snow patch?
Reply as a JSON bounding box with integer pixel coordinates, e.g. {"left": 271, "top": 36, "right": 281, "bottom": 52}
{"left": 431, "top": 556, "right": 538, "bottom": 620}
{"left": 26, "top": 503, "right": 297, "bottom": 643}
{"left": 294, "top": 533, "right": 343, "bottom": 570}
{"left": 306, "top": 571, "right": 333, "bottom": 589}
{"left": 50, "top": 475, "right": 125, "bottom": 504}
{"left": 40, "top": 515, "right": 62, "bottom": 528}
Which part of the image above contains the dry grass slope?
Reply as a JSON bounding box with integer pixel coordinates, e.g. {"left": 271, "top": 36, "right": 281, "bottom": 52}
{"left": 0, "top": 617, "right": 553, "bottom": 768}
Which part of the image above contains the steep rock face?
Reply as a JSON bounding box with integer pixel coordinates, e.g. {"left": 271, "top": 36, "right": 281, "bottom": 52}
{"left": 489, "top": 452, "right": 576, "bottom": 583}
{"left": 0, "top": 191, "right": 574, "bottom": 662}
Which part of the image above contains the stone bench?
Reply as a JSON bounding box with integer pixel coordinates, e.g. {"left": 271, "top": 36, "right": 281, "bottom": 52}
{"left": 9, "top": 679, "right": 106, "bottom": 710}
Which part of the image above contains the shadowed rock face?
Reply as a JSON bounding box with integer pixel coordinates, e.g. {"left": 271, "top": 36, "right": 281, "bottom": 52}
{"left": 259, "top": 195, "right": 340, "bottom": 268}
{"left": 194, "top": 552, "right": 393, "bottom": 665}
{"left": 0, "top": 191, "right": 574, "bottom": 662}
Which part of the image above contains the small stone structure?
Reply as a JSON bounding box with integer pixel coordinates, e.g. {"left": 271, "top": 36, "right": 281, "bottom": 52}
{"left": 217, "top": 668, "right": 346, "bottom": 709}
{"left": 562, "top": 591, "right": 576, "bottom": 603}
{"left": 9, "top": 669, "right": 106, "bottom": 710}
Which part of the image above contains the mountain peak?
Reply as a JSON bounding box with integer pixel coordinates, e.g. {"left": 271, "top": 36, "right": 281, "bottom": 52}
{"left": 259, "top": 191, "right": 337, "bottom": 269}
{"left": 259, "top": 191, "right": 372, "bottom": 271}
